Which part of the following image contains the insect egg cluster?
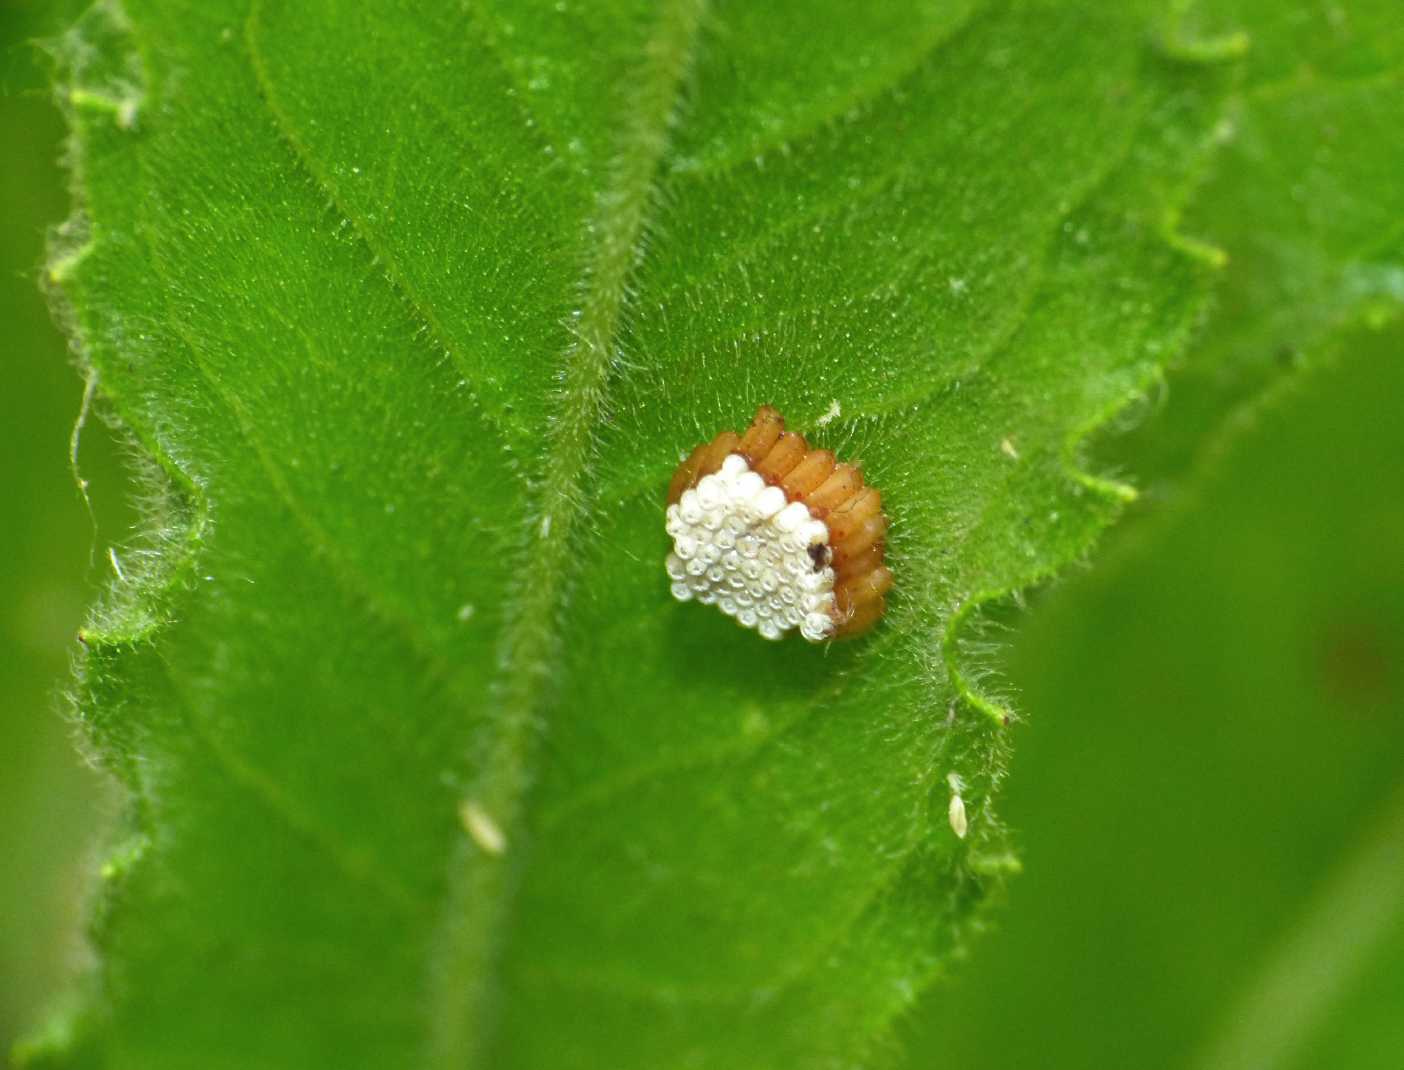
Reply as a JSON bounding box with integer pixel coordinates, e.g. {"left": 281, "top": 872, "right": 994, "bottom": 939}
{"left": 665, "top": 454, "right": 837, "bottom": 641}
{"left": 665, "top": 406, "right": 892, "bottom": 642}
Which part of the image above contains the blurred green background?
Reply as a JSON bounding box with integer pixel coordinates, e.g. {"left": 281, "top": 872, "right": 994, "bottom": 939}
{"left": 2, "top": 0, "right": 123, "bottom": 1051}
{"left": 3, "top": 2, "right": 1400, "bottom": 1066}
{"left": 902, "top": 330, "right": 1404, "bottom": 1068}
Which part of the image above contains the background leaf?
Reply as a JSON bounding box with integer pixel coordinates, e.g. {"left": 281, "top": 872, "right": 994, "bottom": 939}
{"left": 900, "top": 323, "right": 1404, "bottom": 1070}
{"left": 18, "top": 0, "right": 1376, "bottom": 1067}
{"left": 0, "top": 0, "right": 125, "bottom": 1052}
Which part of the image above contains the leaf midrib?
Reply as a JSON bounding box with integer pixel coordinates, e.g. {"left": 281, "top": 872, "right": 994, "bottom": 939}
{"left": 419, "top": 2, "right": 709, "bottom": 1065}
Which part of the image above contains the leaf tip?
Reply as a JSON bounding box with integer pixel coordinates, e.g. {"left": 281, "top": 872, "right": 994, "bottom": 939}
{"left": 941, "top": 594, "right": 1018, "bottom": 730}
{"left": 51, "top": 0, "right": 148, "bottom": 133}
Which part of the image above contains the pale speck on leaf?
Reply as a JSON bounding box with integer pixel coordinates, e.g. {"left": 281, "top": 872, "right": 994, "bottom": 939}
{"left": 459, "top": 800, "right": 507, "bottom": 856}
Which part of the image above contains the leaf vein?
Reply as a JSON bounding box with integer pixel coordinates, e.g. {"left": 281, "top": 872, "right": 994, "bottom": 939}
{"left": 425, "top": 3, "right": 710, "bottom": 1066}
{"left": 243, "top": 1, "right": 522, "bottom": 443}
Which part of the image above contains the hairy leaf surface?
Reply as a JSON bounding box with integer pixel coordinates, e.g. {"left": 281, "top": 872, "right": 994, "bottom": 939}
{"left": 38, "top": 1, "right": 1236, "bottom": 1066}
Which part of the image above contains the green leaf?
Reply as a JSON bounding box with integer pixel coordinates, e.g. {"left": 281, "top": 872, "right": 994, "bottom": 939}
{"left": 38, "top": 1, "right": 1239, "bottom": 1066}
{"left": 1117, "top": 0, "right": 1404, "bottom": 485}
{"left": 899, "top": 321, "right": 1404, "bottom": 1070}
